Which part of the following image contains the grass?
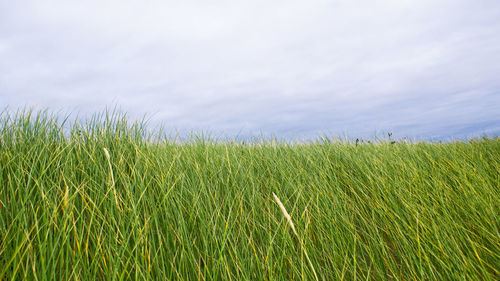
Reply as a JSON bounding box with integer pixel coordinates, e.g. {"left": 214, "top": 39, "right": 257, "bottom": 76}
{"left": 0, "top": 109, "right": 499, "bottom": 280}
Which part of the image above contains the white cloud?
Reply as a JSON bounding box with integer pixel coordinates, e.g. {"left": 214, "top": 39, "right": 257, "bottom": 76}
{"left": 1, "top": 0, "right": 499, "bottom": 139}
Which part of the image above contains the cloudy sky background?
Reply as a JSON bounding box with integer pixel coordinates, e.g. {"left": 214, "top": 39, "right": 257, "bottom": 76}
{"left": 1, "top": 0, "right": 499, "bottom": 140}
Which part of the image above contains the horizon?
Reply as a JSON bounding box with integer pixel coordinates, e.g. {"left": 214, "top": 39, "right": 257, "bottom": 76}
{"left": 2, "top": 107, "right": 497, "bottom": 143}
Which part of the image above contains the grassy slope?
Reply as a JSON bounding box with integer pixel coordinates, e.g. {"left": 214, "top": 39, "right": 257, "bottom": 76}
{"left": 0, "top": 111, "right": 499, "bottom": 280}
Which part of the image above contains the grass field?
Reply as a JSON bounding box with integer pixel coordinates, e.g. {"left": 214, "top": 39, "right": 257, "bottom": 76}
{"left": 1, "top": 110, "right": 499, "bottom": 280}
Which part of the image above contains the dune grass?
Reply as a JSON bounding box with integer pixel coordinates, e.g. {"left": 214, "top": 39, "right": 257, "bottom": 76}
{"left": 0, "top": 110, "right": 499, "bottom": 280}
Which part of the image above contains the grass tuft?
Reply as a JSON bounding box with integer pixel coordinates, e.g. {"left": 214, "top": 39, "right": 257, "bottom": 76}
{"left": 0, "top": 109, "right": 499, "bottom": 280}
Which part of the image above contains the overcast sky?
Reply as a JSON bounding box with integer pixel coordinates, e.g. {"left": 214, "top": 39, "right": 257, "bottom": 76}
{"left": 1, "top": 0, "right": 499, "bottom": 140}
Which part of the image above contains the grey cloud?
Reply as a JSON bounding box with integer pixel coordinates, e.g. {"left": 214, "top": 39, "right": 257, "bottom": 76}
{"left": 1, "top": 0, "right": 499, "bottom": 140}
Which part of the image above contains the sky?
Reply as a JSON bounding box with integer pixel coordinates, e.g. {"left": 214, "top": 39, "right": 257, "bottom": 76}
{"left": 1, "top": 0, "right": 500, "bottom": 140}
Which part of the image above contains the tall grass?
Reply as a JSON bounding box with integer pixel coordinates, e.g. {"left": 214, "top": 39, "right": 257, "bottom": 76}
{"left": 0, "top": 110, "right": 499, "bottom": 280}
